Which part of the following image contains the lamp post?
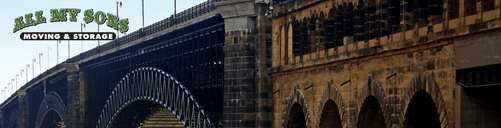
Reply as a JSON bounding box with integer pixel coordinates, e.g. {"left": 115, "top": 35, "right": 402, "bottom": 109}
{"left": 21, "top": 70, "right": 24, "bottom": 86}
{"left": 39, "top": 53, "right": 43, "bottom": 73}
{"left": 47, "top": 47, "right": 51, "bottom": 68}
{"left": 57, "top": 40, "right": 61, "bottom": 63}
{"left": 68, "top": 40, "right": 70, "bottom": 59}
{"left": 15, "top": 75, "right": 18, "bottom": 90}
{"left": 81, "top": 23, "right": 86, "bottom": 54}
{"left": 117, "top": 1, "right": 122, "bottom": 38}
{"left": 26, "top": 65, "right": 30, "bottom": 82}
{"left": 10, "top": 79, "right": 14, "bottom": 92}
{"left": 11, "top": 79, "right": 14, "bottom": 91}
{"left": 3, "top": 87, "right": 6, "bottom": 101}
{"left": 32, "top": 59, "right": 36, "bottom": 79}
{"left": 1, "top": 89, "right": 3, "bottom": 102}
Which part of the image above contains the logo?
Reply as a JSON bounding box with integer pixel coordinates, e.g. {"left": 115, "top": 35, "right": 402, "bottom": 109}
{"left": 13, "top": 8, "right": 128, "bottom": 40}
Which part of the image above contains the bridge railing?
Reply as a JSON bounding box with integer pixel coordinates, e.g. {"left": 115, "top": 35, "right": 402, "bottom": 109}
{"left": 5, "top": 0, "right": 224, "bottom": 108}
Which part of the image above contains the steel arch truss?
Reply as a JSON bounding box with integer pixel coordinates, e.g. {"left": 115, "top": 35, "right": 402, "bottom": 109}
{"left": 34, "top": 91, "right": 67, "bottom": 128}
{"left": 95, "top": 67, "right": 213, "bottom": 128}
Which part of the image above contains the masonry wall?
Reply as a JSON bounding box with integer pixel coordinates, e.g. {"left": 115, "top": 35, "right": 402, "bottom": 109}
{"left": 269, "top": 0, "right": 501, "bottom": 128}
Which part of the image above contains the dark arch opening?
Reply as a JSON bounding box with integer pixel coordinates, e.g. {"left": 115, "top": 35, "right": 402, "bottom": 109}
{"left": 402, "top": 90, "right": 440, "bottom": 128}
{"left": 357, "top": 95, "right": 386, "bottom": 128}
{"left": 301, "top": 18, "right": 309, "bottom": 57}
{"left": 464, "top": 0, "right": 477, "bottom": 16}
{"left": 389, "top": 0, "right": 401, "bottom": 33}
{"left": 309, "top": 14, "right": 317, "bottom": 53}
{"left": 355, "top": 0, "right": 365, "bottom": 41}
{"left": 318, "top": 12, "right": 325, "bottom": 52}
{"left": 335, "top": 5, "right": 344, "bottom": 47}
{"left": 319, "top": 100, "right": 342, "bottom": 128}
{"left": 346, "top": 2, "right": 355, "bottom": 37}
{"left": 11, "top": 124, "right": 18, "bottom": 128}
{"left": 287, "top": 103, "right": 307, "bottom": 128}
{"left": 326, "top": 8, "right": 336, "bottom": 49}
{"left": 39, "top": 110, "right": 64, "bottom": 128}
{"left": 404, "top": 0, "right": 415, "bottom": 30}
{"left": 109, "top": 100, "right": 182, "bottom": 128}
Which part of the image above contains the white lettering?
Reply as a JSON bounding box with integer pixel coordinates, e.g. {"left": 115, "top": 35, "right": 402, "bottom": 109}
{"left": 24, "top": 34, "right": 31, "bottom": 39}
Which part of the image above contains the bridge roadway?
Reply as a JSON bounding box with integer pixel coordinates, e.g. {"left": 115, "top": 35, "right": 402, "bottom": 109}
{"left": 0, "top": 0, "right": 231, "bottom": 127}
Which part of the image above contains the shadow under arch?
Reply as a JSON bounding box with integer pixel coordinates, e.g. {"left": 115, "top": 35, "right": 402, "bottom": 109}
{"left": 402, "top": 90, "right": 441, "bottom": 128}
{"left": 354, "top": 74, "right": 391, "bottom": 128}
{"left": 95, "top": 67, "right": 213, "bottom": 128}
{"left": 283, "top": 85, "right": 309, "bottom": 128}
{"left": 400, "top": 67, "right": 449, "bottom": 127}
{"left": 317, "top": 80, "right": 346, "bottom": 127}
{"left": 34, "top": 91, "right": 67, "bottom": 128}
{"left": 7, "top": 110, "right": 19, "bottom": 128}
{"left": 108, "top": 99, "right": 181, "bottom": 128}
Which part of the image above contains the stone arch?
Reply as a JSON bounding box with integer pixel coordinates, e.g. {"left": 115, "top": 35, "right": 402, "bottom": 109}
{"left": 317, "top": 80, "right": 347, "bottom": 127}
{"left": 283, "top": 85, "right": 310, "bottom": 128}
{"left": 7, "top": 110, "right": 18, "bottom": 128}
{"left": 34, "top": 91, "right": 67, "bottom": 128}
{"left": 95, "top": 67, "right": 213, "bottom": 128}
{"left": 400, "top": 67, "right": 449, "bottom": 128}
{"left": 354, "top": 74, "right": 391, "bottom": 127}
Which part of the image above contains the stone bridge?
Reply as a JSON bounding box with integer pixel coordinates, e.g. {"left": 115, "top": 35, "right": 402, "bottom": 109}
{"left": 1, "top": 0, "right": 501, "bottom": 128}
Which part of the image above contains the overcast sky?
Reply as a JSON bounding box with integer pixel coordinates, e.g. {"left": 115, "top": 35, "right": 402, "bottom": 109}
{"left": 0, "top": 0, "right": 208, "bottom": 102}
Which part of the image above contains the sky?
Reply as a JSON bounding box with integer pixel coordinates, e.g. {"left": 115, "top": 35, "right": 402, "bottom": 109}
{"left": 0, "top": 0, "right": 207, "bottom": 103}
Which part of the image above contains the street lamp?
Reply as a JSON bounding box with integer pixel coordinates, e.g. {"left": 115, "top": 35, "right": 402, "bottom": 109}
{"left": 32, "top": 59, "right": 36, "bottom": 79}
{"left": 21, "top": 70, "right": 24, "bottom": 86}
{"left": 47, "top": 47, "right": 51, "bottom": 68}
{"left": 10, "top": 79, "right": 14, "bottom": 92}
{"left": 3, "top": 87, "right": 6, "bottom": 101}
{"left": 57, "top": 40, "right": 61, "bottom": 63}
{"left": 81, "top": 23, "right": 86, "bottom": 53}
{"left": 15, "top": 75, "right": 18, "bottom": 90}
{"left": 39, "top": 53, "right": 43, "bottom": 73}
{"left": 26, "top": 65, "right": 30, "bottom": 82}
{"left": 117, "top": 1, "right": 122, "bottom": 38}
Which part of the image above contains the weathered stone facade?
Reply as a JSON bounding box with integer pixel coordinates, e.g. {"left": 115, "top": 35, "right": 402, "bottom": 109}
{"left": 267, "top": 0, "right": 501, "bottom": 128}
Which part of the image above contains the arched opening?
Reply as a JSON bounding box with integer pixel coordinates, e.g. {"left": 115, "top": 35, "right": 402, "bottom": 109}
{"left": 480, "top": 0, "right": 495, "bottom": 12}
{"left": 355, "top": 0, "right": 365, "bottom": 41}
{"left": 309, "top": 15, "right": 318, "bottom": 53}
{"left": 366, "top": 0, "right": 378, "bottom": 40}
{"left": 293, "top": 19, "right": 301, "bottom": 56}
{"left": 318, "top": 12, "right": 325, "bottom": 52}
{"left": 326, "top": 8, "right": 336, "bottom": 49}
{"left": 301, "top": 18, "right": 309, "bottom": 57}
{"left": 389, "top": 0, "right": 401, "bottom": 33}
{"left": 403, "top": 0, "right": 415, "bottom": 30}
{"left": 449, "top": 0, "right": 459, "bottom": 19}
{"left": 39, "top": 110, "right": 64, "bottom": 128}
{"left": 380, "top": 0, "right": 389, "bottom": 37}
{"left": 287, "top": 103, "right": 307, "bottom": 128}
{"left": 464, "top": 0, "right": 477, "bottom": 16}
{"left": 109, "top": 100, "right": 183, "bottom": 128}
{"left": 335, "top": 5, "right": 344, "bottom": 47}
{"left": 430, "top": 0, "right": 444, "bottom": 24}
{"left": 402, "top": 90, "right": 440, "bottom": 128}
{"left": 356, "top": 95, "right": 386, "bottom": 128}
{"left": 416, "top": 0, "right": 429, "bottom": 27}
{"left": 346, "top": 3, "right": 355, "bottom": 37}
{"left": 319, "top": 100, "right": 342, "bottom": 128}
